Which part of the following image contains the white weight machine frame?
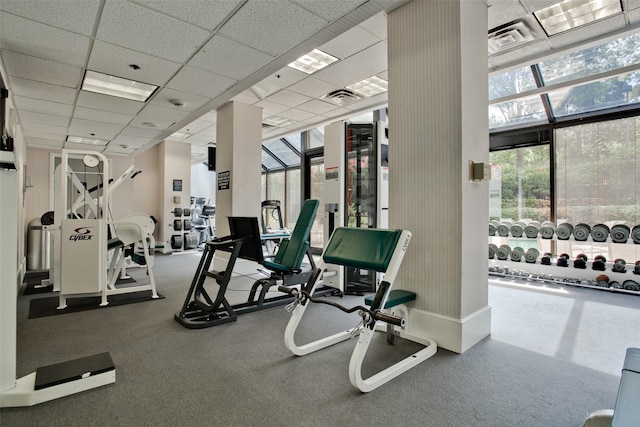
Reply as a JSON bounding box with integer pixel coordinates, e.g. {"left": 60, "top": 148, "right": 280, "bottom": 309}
{"left": 52, "top": 149, "right": 158, "bottom": 308}
{"left": 280, "top": 227, "right": 437, "bottom": 392}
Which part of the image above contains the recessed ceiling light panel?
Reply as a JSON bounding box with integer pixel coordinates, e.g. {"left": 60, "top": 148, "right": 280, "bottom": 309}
{"left": 81, "top": 70, "right": 158, "bottom": 102}
{"left": 534, "top": 0, "right": 622, "bottom": 36}
{"left": 262, "top": 116, "right": 297, "bottom": 127}
{"left": 66, "top": 135, "right": 109, "bottom": 146}
{"left": 288, "top": 49, "right": 338, "bottom": 74}
{"left": 346, "top": 76, "right": 388, "bottom": 97}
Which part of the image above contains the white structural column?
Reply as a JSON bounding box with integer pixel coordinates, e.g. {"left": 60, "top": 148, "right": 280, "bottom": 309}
{"left": 387, "top": 0, "right": 491, "bottom": 353}
{"left": 214, "top": 101, "right": 263, "bottom": 237}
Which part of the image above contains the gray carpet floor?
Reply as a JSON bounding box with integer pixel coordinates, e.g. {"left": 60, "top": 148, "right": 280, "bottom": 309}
{"left": 2, "top": 252, "right": 639, "bottom": 426}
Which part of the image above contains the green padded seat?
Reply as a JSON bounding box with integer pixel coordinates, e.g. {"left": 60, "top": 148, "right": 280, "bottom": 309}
{"left": 262, "top": 199, "right": 319, "bottom": 273}
{"left": 323, "top": 227, "right": 403, "bottom": 272}
{"left": 364, "top": 289, "right": 416, "bottom": 308}
{"left": 107, "top": 238, "right": 124, "bottom": 250}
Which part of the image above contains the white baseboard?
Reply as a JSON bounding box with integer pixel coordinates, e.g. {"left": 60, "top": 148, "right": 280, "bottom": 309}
{"left": 407, "top": 305, "right": 492, "bottom": 354}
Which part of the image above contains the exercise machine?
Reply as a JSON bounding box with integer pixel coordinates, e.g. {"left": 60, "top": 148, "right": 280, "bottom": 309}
{"left": 175, "top": 199, "right": 334, "bottom": 328}
{"left": 50, "top": 149, "right": 158, "bottom": 308}
{"left": 278, "top": 226, "right": 437, "bottom": 392}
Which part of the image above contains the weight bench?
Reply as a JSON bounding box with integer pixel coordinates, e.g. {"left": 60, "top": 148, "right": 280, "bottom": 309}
{"left": 279, "top": 227, "right": 437, "bottom": 392}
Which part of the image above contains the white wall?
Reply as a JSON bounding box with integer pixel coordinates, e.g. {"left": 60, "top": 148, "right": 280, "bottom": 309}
{"left": 191, "top": 162, "right": 216, "bottom": 206}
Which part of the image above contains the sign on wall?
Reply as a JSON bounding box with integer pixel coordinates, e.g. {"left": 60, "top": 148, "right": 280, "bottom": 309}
{"left": 218, "top": 170, "right": 230, "bottom": 190}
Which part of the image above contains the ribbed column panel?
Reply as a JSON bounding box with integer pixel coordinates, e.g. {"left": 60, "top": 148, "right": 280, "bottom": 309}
{"left": 25, "top": 147, "right": 54, "bottom": 224}
{"left": 388, "top": 1, "right": 488, "bottom": 319}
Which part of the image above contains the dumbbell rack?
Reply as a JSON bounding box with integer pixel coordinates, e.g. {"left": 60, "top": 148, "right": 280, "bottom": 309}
{"left": 170, "top": 207, "right": 198, "bottom": 253}
{"left": 489, "top": 220, "right": 640, "bottom": 296}
{"left": 488, "top": 259, "right": 640, "bottom": 297}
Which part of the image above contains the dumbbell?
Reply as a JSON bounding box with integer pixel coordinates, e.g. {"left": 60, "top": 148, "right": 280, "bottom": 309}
{"left": 612, "top": 258, "right": 626, "bottom": 273}
{"left": 510, "top": 247, "right": 525, "bottom": 262}
{"left": 632, "top": 225, "right": 640, "bottom": 244}
{"left": 609, "top": 281, "right": 622, "bottom": 289}
{"left": 539, "top": 222, "right": 556, "bottom": 239}
{"left": 497, "top": 221, "right": 512, "bottom": 237}
{"left": 623, "top": 280, "right": 640, "bottom": 292}
{"left": 573, "top": 223, "right": 591, "bottom": 241}
{"left": 524, "top": 248, "right": 539, "bottom": 263}
{"left": 592, "top": 255, "right": 607, "bottom": 271}
{"left": 524, "top": 221, "right": 540, "bottom": 238}
{"left": 173, "top": 207, "right": 183, "bottom": 217}
{"left": 489, "top": 221, "right": 499, "bottom": 236}
{"left": 591, "top": 224, "right": 610, "bottom": 242}
{"left": 556, "top": 223, "right": 573, "bottom": 240}
{"left": 573, "top": 253, "right": 587, "bottom": 269}
{"left": 634, "top": 261, "right": 640, "bottom": 275}
{"left": 541, "top": 252, "right": 552, "bottom": 265}
{"left": 496, "top": 244, "right": 511, "bottom": 260}
{"left": 610, "top": 224, "right": 630, "bottom": 243}
{"left": 510, "top": 222, "right": 526, "bottom": 238}
{"left": 557, "top": 253, "right": 569, "bottom": 267}
{"left": 488, "top": 243, "right": 498, "bottom": 259}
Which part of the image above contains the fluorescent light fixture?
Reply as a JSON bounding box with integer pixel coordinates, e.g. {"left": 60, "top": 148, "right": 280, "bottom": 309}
{"left": 66, "top": 135, "right": 109, "bottom": 146}
{"left": 346, "top": 76, "right": 388, "bottom": 97}
{"left": 534, "top": 0, "right": 622, "bottom": 36}
{"left": 81, "top": 70, "right": 158, "bottom": 102}
{"left": 262, "top": 116, "right": 297, "bottom": 127}
{"left": 288, "top": 49, "right": 338, "bottom": 74}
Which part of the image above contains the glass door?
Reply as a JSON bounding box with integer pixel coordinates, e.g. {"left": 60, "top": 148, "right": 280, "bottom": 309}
{"left": 344, "top": 123, "right": 377, "bottom": 294}
{"left": 304, "top": 148, "right": 325, "bottom": 254}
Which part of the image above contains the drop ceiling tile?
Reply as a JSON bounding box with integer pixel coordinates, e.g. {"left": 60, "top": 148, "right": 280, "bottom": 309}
{"left": 179, "top": 118, "right": 214, "bottom": 133}
{"left": 88, "top": 41, "right": 182, "bottom": 86}
{"left": 167, "top": 66, "right": 237, "bottom": 98}
{"left": 290, "top": 0, "right": 366, "bottom": 21}
{"left": 313, "top": 60, "right": 371, "bottom": 87}
{"left": 263, "top": 66, "right": 309, "bottom": 90}
{"left": 378, "top": 70, "right": 388, "bottom": 80}
{"left": 150, "top": 88, "right": 212, "bottom": 112}
{"left": 193, "top": 126, "right": 217, "bottom": 139}
{"left": 13, "top": 96, "right": 74, "bottom": 117}
{"left": 626, "top": 0, "right": 640, "bottom": 9}
{"left": 184, "top": 134, "right": 213, "bottom": 144}
{"left": 630, "top": 8, "right": 640, "bottom": 24}
{"left": 277, "top": 108, "right": 316, "bottom": 121}
{"left": 64, "top": 142, "right": 106, "bottom": 151}
{"left": 231, "top": 90, "right": 260, "bottom": 104}
{"left": 110, "top": 134, "right": 149, "bottom": 147}
{"left": 219, "top": 1, "right": 327, "bottom": 56}
{"left": 358, "top": 12, "right": 387, "bottom": 40}
{"left": 344, "top": 41, "right": 387, "bottom": 75}
{"left": 189, "top": 35, "right": 274, "bottom": 80}
{"left": 104, "top": 145, "right": 136, "bottom": 154}
{"left": 486, "top": 0, "right": 529, "bottom": 31}
{"left": 132, "top": 0, "right": 243, "bottom": 30}
{"left": 489, "top": 40, "right": 550, "bottom": 69}
{"left": 96, "top": 1, "right": 210, "bottom": 63}
{"left": 73, "top": 106, "right": 133, "bottom": 126}
{"left": 265, "top": 90, "right": 312, "bottom": 108}
{"left": 288, "top": 77, "right": 338, "bottom": 98}
{"left": 548, "top": 15, "right": 627, "bottom": 49}
{"left": 248, "top": 81, "right": 285, "bottom": 100}
{"left": 297, "top": 99, "right": 338, "bottom": 115}
{"left": 199, "top": 111, "right": 217, "bottom": 123}
{"left": 68, "top": 118, "right": 125, "bottom": 140}
{"left": 255, "top": 100, "right": 290, "bottom": 116}
{"left": 20, "top": 111, "right": 70, "bottom": 127}
{"left": 0, "top": 0, "right": 100, "bottom": 36}
{"left": 2, "top": 51, "right": 82, "bottom": 88}
{"left": 0, "top": 12, "right": 90, "bottom": 67}
{"left": 23, "top": 123, "right": 67, "bottom": 137}
{"left": 76, "top": 91, "right": 145, "bottom": 115}
{"left": 120, "top": 126, "right": 162, "bottom": 138}
{"left": 343, "top": 92, "right": 388, "bottom": 111}
{"left": 129, "top": 104, "right": 189, "bottom": 129}
{"left": 319, "top": 25, "right": 381, "bottom": 59}
{"left": 9, "top": 77, "right": 77, "bottom": 104}
{"left": 27, "top": 138, "right": 64, "bottom": 149}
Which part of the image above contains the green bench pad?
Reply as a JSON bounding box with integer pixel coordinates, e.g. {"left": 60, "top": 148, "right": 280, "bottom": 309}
{"left": 365, "top": 290, "right": 416, "bottom": 308}
{"left": 323, "top": 227, "right": 403, "bottom": 272}
{"left": 108, "top": 238, "right": 124, "bottom": 250}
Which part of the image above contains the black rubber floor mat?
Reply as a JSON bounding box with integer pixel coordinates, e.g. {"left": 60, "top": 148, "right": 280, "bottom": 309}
{"left": 29, "top": 291, "right": 164, "bottom": 319}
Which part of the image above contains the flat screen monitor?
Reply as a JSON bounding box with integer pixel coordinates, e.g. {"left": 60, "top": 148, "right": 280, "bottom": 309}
{"left": 228, "top": 216, "right": 263, "bottom": 263}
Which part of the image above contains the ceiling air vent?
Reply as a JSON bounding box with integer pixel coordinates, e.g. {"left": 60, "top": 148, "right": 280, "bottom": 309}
{"left": 488, "top": 20, "right": 535, "bottom": 55}
{"left": 322, "top": 88, "right": 361, "bottom": 106}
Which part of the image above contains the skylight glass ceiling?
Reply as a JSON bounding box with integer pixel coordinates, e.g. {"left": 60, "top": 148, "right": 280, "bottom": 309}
{"left": 489, "top": 66, "right": 538, "bottom": 100}
{"left": 262, "top": 149, "right": 282, "bottom": 170}
{"left": 489, "top": 31, "right": 640, "bottom": 130}
{"left": 263, "top": 138, "right": 300, "bottom": 167}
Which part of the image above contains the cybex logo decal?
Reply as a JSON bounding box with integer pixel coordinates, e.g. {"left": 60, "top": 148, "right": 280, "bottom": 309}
{"left": 401, "top": 235, "right": 411, "bottom": 252}
{"left": 69, "top": 227, "right": 93, "bottom": 241}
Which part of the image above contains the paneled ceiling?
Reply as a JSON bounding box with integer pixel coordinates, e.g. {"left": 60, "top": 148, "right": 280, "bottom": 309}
{"left": 1, "top": 0, "right": 639, "bottom": 162}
